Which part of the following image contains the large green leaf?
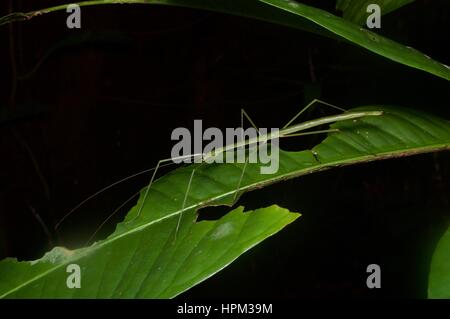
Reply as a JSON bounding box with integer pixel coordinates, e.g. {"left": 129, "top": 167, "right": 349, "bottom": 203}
{"left": 1, "top": 1, "right": 449, "bottom": 81}
{"left": 429, "top": 227, "right": 450, "bottom": 298}
{"left": 336, "top": 0, "right": 415, "bottom": 25}
{"left": 0, "top": 205, "right": 299, "bottom": 298}
{"left": 1, "top": 105, "right": 449, "bottom": 298}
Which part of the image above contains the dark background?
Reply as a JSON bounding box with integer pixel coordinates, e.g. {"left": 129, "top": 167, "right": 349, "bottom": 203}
{"left": 0, "top": 0, "right": 449, "bottom": 298}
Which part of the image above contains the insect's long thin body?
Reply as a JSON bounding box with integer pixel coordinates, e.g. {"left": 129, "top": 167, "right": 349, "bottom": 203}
{"left": 202, "top": 110, "right": 383, "bottom": 162}
{"left": 280, "top": 111, "right": 382, "bottom": 136}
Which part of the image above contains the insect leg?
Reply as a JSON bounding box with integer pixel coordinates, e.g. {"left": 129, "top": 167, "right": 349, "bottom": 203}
{"left": 233, "top": 108, "right": 262, "bottom": 202}
{"left": 173, "top": 165, "right": 199, "bottom": 242}
{"left": 283, "top": 99, "right": 346, "bottom": 129}
{"left": 134, "top": 153, "right": 203, "bottom": 221}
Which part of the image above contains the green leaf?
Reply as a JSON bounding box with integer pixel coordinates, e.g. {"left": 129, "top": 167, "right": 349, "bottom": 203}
{"left": 0, "top": 1, "right": 335, "bottom": 39}
{"left": 1, "top": 105, "right": 449, "bottom": 298}
{"left": 336, "top": 0, "right": 415, "bottom": 25}
{"left": 0, "top": 205, "right": 299, "bottom": 298}
{"left": 1, "top": 1, "right": 449, "bottom": 81}
{"left": 429, "top": 227, "right": 450, "bottom": 298}
{"left": 260, "top": 0, "right": 450, "bottom": 81}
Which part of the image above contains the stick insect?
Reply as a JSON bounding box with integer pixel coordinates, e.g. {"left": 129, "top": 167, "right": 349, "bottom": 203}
{"left": 55, "top": 99, "right": 382, "bottom": 243}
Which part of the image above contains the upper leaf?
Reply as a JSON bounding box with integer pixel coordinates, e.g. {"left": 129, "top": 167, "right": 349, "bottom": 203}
{"left": 1, "top": 1, "right": 449, "bottom": 81}
{"left": 260, "top": 0, "right": 450, "bottom": 81}
{"left": 336, "top": 0, "right": 415, "bottom": 25}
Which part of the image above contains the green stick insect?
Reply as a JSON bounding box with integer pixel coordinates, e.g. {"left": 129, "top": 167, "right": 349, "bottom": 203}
{"left": 55, "top": 99, "right": 382, "bottom": 243}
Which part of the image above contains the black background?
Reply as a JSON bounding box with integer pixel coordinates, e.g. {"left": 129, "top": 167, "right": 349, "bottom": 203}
{"left": 0, "top": 0, "right": 449, "bottom": 298}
